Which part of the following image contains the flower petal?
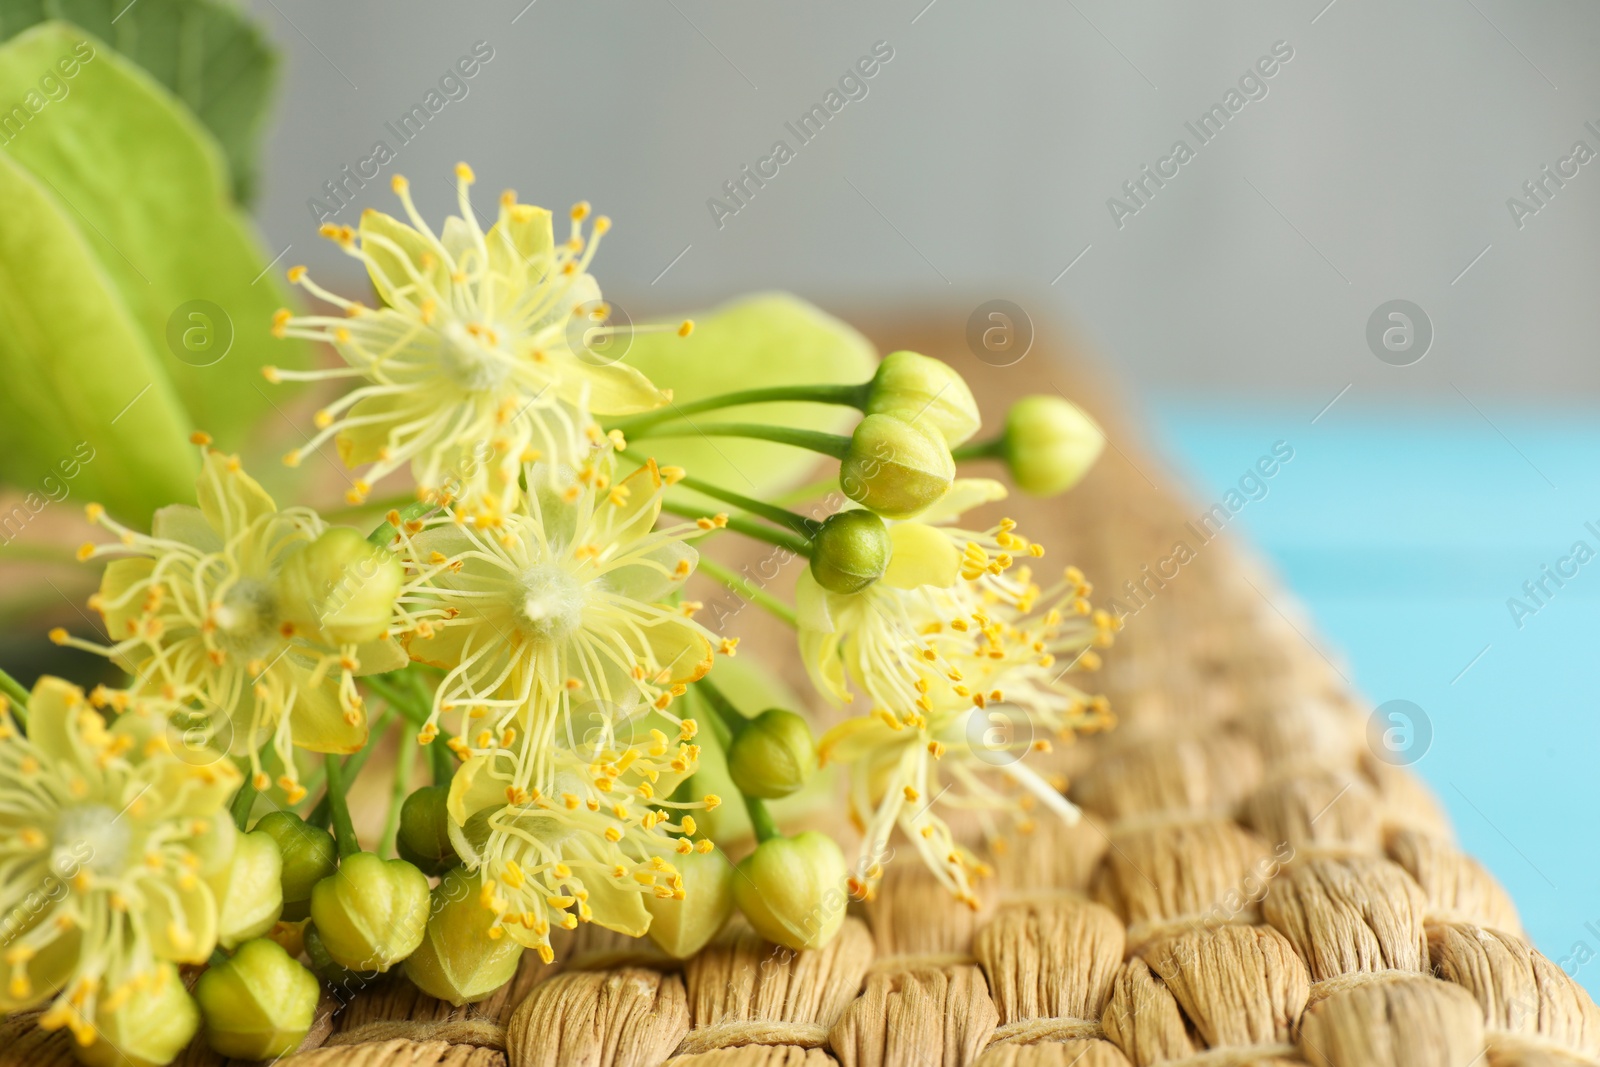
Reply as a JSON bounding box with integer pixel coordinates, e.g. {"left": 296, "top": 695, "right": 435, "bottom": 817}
{"left": 196, "top": 449, "right": 277, "bottom": 536}
{"left": 284, "top": 665, "right": 366, "bottom": 754}
{"left": 917, "top": 478, "right": 1009, "bottom": 526}
{"left": 881, "top": 523, "right": 960, "bottom": 590}
{"left": 359, "top": 209, "right": 451, "bottom": 310}
{"left": 150, "top": 504, "right": 221, "bottom": 552}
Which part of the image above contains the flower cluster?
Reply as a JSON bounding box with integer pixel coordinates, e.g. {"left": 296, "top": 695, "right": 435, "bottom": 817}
{"left": 392, "top": 448, "right": 730, "bottom": 961}
{"left": 391, "top": 453, "right": 728, "bottom": 774}
{"left": 0, "top": 678, "right": 238, "bottom": 1052}
{"left": 267, "top": 165, "right": 684, "bottom": 524}
{"left": 58, "top": 442, "right": 406, "bottom": 801}
{"left": 801, "top": 482, "right": 1118, "bottom": 905}
{"left": 10, "top": 161, "right": 1117, "bottom": 1065}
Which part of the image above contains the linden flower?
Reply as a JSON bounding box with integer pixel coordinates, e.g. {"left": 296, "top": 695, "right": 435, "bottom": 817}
{"left": 393, "top": 453, "right": 733, "bottom": 783}
{"left": 445, "top": 730, "right": 718, "bottom": 964}
{"left": 268, "top": 163, "right": 684, "bottom": 521}
{"left": 60, "top": 441, "right": 407, "bottom": 800}
{"left": 0, "top": 678, "right": 238, "bottom": 1044}
{"left": 799, "top": 481, "right": 1118, "bottom": 903}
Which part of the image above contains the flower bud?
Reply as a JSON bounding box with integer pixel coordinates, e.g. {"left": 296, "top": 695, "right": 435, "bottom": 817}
{"left": 809, "top": 509, "right": 891, "bottom": 594}
{"left": 396, "top": 785, "right": 460, "bottom": 876}
{"left": 194, "top": 938, "right": 319, "bottom": 1061}
{"left": 645, "top": 847, "right": 735, "bottom": 958}
{"left": 303, "top": 922, "right": 378, "bottom": 989}
{"left": 73, "top": 963, "right": 198, "bottom": 1067}
{"left": 404, "top": 868, "right": 524, "bottom": 1005}
{"left": 253, "top": 811, "right": 338, "bottom": 922}
{"left": 727, "top": 709, "right": 817, "bottom": 800}
{"left": 840, "top": 414, "right": 954, "bottom": 520}
{"left": 268, "top": 918, "right": 308, "bottom": 959}
{"left": 275, "top": 526, "right": 403, "bottom": 644}
{"left": 207, "top": 830, "right": 284, "bottom": 949}
{"left": 733, "top": 831, "right": 848, "bottom": 951}
{"left": 309, "top": 851, "right": 429, "bottom": 973}
{"left": 1002, "top": 395, "right": 1105, "bottom": 497}
{"left": 865, "top": 350, "right": 981, "bottom": 447}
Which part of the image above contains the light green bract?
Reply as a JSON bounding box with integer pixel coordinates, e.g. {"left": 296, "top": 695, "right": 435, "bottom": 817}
{"left": 0, "top": 23, "right": 307, "bottom": 521}
{"left": 0, "top": 1, "right": 279, "bottom": 202}
{"left": 623, "top": 293, "right": 878, "bottom": 502}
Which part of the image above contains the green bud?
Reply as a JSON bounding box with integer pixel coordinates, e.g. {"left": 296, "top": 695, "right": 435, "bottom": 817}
{"left": 303, "top": 922, "right": 378, "bottom": 988}
{"left": 253, "top": 811, "right": 338, "bottom": 922}
{"left": 865, "top": 350, "right": 981, "bottom": 447}
{"left": 309, "top": 851, "right": 429, "bottom": 973}
{"left": 275, "top": 526, "right": 403, "bottom": 644}
{"left": 809, "top": 509, "right": 892, "bottom": 594}
{"left": 840, "top": 414, "right": 954, "bottom": 519}
{"left": 1002, "top": 395, "right": 1105, "bottom": 497}
{"left": 396, "top": 785, "right": 460, "bottom": 877}
{"left": 73, "top": 963, "right": 198, "bottom": 1067}
{"left": 645, "top": 847, "right": 735, "bottom": 958}
{"left": 733, "top": 831, "right": 848, "bottom": 951}
{"left": 727, "top": 709, "right": 817, "bottom": 800}
{"left": 207, "top": 830, "right": 284, "bottom": 950}
{"left": 404, "top": 868, "right": 524, "bottom": 1005}
{"left": 194, "top": 938, "right": 319, "bottom": 1061}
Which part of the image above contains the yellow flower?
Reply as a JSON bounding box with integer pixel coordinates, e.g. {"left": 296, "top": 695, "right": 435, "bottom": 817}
{"left": 0, "top": 678, "right": 238, "bottom": 1046}
{"left": 394, "top": 453, "right": 722, "bottom": 782}
{"left": 63, "top": 443, "right": 407, "bottom": 798}
{"left": 801, "top": 481, "right": 1117, "bottom": 903}
{"left": 269, "top": 164, "right": 675, "bottom": 521}
{"left": 444, "top": 723, "right": 714, "bottom": 964}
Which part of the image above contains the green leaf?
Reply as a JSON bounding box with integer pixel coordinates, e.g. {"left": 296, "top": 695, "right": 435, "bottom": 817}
{"left": 0, "top": 22, "right": 309, "bottom": 456}
{"left": 621, "top": 293, "right": 878, "bottom": 501}
{"left": 0, "top": 0, "right": 280, "bottom": 203}
{"left": 0, "top": 149, "right": 197, "bottom": 521}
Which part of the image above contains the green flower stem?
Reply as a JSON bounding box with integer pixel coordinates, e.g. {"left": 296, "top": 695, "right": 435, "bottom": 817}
{"left": 952, "top": 436, "right": 1005, "bottom": 462}
{"left": 694, "top": 682, "right": 782, "bottom": 845}
{"left": 743, "top": 793, "right": 781, "bottom": 843}
{"left": 0, "top": 665, "right": 29, "bottom": 732}
{"left": 696, "top": 675, "right": 748, "bottom": 738}
{"left": 324, "top": 492, "right": 410, "bottom": 525}
{"left": 633, "top": 423, "right": 853, "bottom": 461}
{"left": 322, "top": 754, "right": 360, "bottom": 858}
{"left": 400, "top": 669, "right": 457, "bottom": 784}
{"left": 366, "top": 499, "right": 437, "bottom": 546}
{"left": 614, "top": 382, "right": 870, "bottom": 435}
{"left": 306, "top": 707, "right": 392, "bottom": 828}
{"left": 672, "top": 472, "right": 822, "bottom": 538}
{"left": 695, "top": 556, "right": 798, "bottom": 629}
{"left": 661, "top": 502, "right": 813, "bottom": 557}
{"left": 363, "top": 673, "right": 431, "bottom": 729}
{"left": 230, "top": 780, "right": 257, "bottom": 832}
{"left": 371, "top": 669, "right": 456, "bottom": 783}
{"left": 380, "top": 722, "right": 418, "bottom": 858}
{"left": 773, "top": 476, "right": 846, "bottom": 507}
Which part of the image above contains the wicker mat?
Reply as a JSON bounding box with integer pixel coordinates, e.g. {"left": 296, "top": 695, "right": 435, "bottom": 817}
{"left": 5, "top": 316, "right": 1596, "bottom": 1067}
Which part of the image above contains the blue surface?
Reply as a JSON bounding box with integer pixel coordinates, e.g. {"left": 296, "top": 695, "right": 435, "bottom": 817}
{"left": 1148, "top": 396, "right": 1600, "bottom": 994}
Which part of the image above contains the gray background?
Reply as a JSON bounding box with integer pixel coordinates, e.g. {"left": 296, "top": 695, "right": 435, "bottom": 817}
{"left": 247, "top": 0, "right": 1600, "bottom": 402}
